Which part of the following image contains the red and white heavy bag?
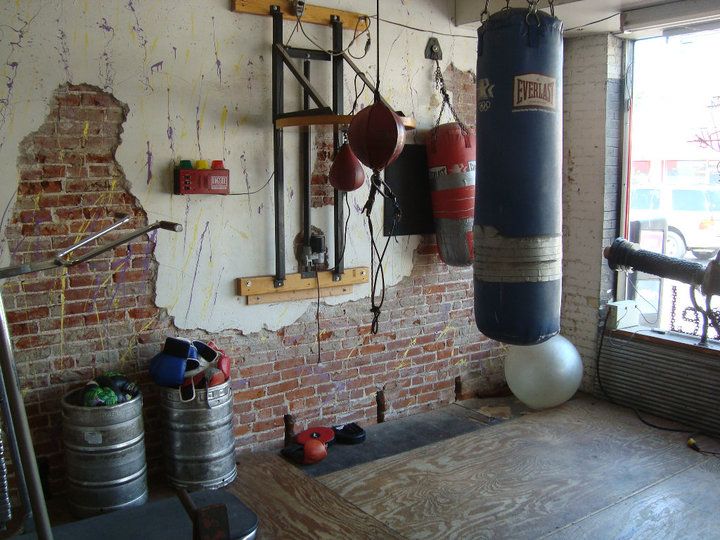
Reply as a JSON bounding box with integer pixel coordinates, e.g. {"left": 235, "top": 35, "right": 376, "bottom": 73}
{"left": 427, "top": 122, "right": 476, "bottom": 266}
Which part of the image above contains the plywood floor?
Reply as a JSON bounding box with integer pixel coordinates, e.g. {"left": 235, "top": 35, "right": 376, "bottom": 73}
{"left": 318, "top": 395, "right": 720, "bottom": 539}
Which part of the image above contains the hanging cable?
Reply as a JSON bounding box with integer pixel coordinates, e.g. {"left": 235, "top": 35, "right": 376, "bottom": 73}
{"left": 294, "top": 13, "right": 371, "bottom": 58}
{"left": 363, "top": 172, "right": 401, "bottom": 334}
{"left": 226, "top": 172, "right": 274, "bottom": 197}
{"left": 332, "top": 196, "right": 352, "bottom": 272}
{"left": 316, "top": 270, "right": 321, "bottom": 363}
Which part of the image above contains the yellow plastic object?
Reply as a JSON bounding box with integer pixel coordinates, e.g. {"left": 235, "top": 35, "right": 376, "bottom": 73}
{"left": 195, "top": 160, "right": 210, "bottom": 170}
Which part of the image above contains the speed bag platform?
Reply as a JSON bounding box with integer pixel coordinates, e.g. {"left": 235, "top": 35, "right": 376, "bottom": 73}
{"left": 474, "top": 8, "right": 563, "bottom": 345}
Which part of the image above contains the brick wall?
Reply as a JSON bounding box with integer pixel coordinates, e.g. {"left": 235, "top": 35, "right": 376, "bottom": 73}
{"left": 442, "top": 63, "right": 476, "bottom": 128}
{"left": 311, "top": 126, "right": 335, "bottom": 208}
{"left": 3, "top": 84, "right": 505, "bottom": 495}
{"left": 561, "top": 35, "right": 624, "bottom": 391}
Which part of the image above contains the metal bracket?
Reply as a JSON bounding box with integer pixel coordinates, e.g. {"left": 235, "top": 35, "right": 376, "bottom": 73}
{"left": 425, "top": 38, "right": 442, "bottom": 60}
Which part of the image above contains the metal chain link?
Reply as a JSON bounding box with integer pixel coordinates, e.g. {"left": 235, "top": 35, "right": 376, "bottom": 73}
{"left": 480, "top": 0, "right": 490, "bottom": 24}
{"left": 526, "top": 0, "right": 541, "bottom": 26}
{"left": 548, "top": 0, "right": 555, "bottom": 17}
{"left": 433, "top": 60, "right": 469, "bottom": 134}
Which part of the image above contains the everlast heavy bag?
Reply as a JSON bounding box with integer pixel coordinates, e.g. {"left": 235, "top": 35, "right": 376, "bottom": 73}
{"left": 474, "top": 9, "right": 563, "bottom": 345}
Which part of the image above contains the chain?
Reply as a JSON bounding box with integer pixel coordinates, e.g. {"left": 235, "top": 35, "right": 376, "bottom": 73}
{"left": 480, "top": 0, "right": 490, "bottom": 24}
{"left": 548, "top": 0, "right": 555, "bottom": 17}
{"left": 526, "top": 0, "right": 541, "bottom": 26}
{"left": 433, "top": 60, "right": 469, "bottom": 134}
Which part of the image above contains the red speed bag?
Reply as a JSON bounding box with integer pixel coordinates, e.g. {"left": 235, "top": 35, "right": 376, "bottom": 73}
{"left": 427, "top": 122, "right": 476, "bottom": 266}
{"left": 348, "top": 101, "right": 406, "bottom": 171}
{"left": 302, "top": 439, "right": 328, "bottom": 464}
{"left": 329, "top": 142, "right": 365, "bottom": 191}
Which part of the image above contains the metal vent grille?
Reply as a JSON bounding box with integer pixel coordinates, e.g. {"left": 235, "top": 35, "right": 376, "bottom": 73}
{"left": 598, "top": 333, "right": 720, "bottom": 438}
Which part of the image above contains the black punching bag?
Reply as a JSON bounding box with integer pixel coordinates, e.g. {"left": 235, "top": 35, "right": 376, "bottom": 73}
{"left": 474, "top": 9, "right": 563, "bottom": 345}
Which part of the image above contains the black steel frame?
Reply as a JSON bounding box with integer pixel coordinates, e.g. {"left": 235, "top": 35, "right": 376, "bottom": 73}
{"left": 270, "top": 6, "right": 347, "bottom": 286}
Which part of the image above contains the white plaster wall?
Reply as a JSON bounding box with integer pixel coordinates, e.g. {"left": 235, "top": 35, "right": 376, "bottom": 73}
{"left": 562, "top": 34, "right": 623, "bottom": 389}
{"left": 0, "top": 0, "right": 478, "bottom": 333}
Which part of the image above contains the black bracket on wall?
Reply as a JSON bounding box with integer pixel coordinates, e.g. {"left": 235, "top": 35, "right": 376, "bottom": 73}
{"left": 425, "top": 38, "right": 442, "bottom": 61}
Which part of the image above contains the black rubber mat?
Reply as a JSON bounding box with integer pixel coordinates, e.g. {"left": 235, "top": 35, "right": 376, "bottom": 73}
{"left": 303, "top": 405, "right": 496, "bottom": 477}
{"left": 19, "top": 490, "right": 258, "bottom": 540}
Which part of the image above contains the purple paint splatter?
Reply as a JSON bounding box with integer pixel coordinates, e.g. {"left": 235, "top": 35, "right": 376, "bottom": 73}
{"left": 145, "top": 141, "right": 153, "bottom": 184}
{"left": 0, "top": 194, "right": 16, "bottom": 259}
{"left": 184, "top": 221, "right": 210, "bottom": 321}
{"left": 126, "top": 0, "right": 152, "bottom": 92}
{"left": 257, "top": 203, "right": 264, "bottom": 214}
{"left": 56, "top": 25, "right": 72, "bottom": 82}
{"left": 212, "top": 17, "right": 222, "bottom": 85}
{"left": 172, "top": 46, "right": 177, "bottom": 60}
{"left": 98, "top": 18, "right": 116, "bottom": 91}
{"left": 166, "top": 88, "right": 175, "bottom": 157}
{"left": 0, "top": 10, "right": 39, "bottom": 151}
{"left": 195, "top": 75, "right": 204, "bottom": 157}
{"left": 239, "top": 152, "right": 252, "bottom": 213}
{"left": 150, "top": 60, "right": 163, "bottom": 73}
{"left": 210, "top": 265, "right": 224, "bottom": 318}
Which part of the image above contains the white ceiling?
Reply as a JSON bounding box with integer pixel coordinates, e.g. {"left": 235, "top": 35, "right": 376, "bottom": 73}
{"left": 454, "top": 0, "right": 677, "bottom": 36}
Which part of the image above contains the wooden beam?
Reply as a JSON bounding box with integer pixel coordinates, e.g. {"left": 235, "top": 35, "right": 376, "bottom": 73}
{"left": 232, "top": 1, "right": 369, "bottom": 31}
{"left": 275, "top": 114, "right": 417, "bottom": 130}
{"left": 246, "top": 285, "right": 354, "bottom": 305}
{"left": 236, "top": 266, "right": 369, "bottom": 297}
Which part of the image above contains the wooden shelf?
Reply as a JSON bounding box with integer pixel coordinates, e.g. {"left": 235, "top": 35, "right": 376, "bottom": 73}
{"left": 245, "top": 285, "right": 355, "bottom": 305}
{"left": 236, "top": 266, "right": 369, "bottom": 304}
{"left": 275, "top": 114, "right": 417, "bottom": 130}
{"left": 233, "top": 0, "right": 369, "bottom": 31}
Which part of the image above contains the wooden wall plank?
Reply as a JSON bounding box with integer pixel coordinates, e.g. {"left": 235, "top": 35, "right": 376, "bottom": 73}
{"left": 236, "top": 267, "right": 368, "bottom": 297}
{"left": 246, "top": 285, "right": 353, "bottom": 304}
{"left": 232, "top": 0, "right": 369, "bottom": 31}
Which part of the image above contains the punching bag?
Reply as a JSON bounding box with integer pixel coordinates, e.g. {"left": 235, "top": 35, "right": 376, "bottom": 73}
{"left": 474, "top": 8, "right": 563, "bottom": 345}
{"left": 427, "top": 123, "right": 476, "bottom": 266}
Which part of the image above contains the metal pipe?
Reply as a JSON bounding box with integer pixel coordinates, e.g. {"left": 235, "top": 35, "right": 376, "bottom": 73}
{"left": 302, "top": 59, "right": 312, "bottom": 266}
{"left": 0, "top": 294, "right": 52, "bottom": 539}
{"left": 272, "top": 6, "right": 286, "bottom": 287}
{"left": 0, "top": 359, "right": 32, "bottom": 531}
{"left": 332, "top": 16, "right": 345, "bottom": 279}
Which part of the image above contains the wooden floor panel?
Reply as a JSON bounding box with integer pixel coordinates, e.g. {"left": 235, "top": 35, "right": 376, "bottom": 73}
{"left": 319, "top": 396, "right": 711, "bottom": 539}
{"left": 228, "top": 453, "right": 404, "bottom": 539}
{"left": 546, "top": 457, "right": 720, "bottom": 540}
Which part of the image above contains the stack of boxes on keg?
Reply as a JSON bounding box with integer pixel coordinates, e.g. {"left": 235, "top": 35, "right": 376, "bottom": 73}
{"left": 61, "top": 338, "right": 235, "bottom": 516}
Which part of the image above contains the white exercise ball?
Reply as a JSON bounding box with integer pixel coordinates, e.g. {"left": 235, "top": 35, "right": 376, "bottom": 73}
{"left": 504, "top": 334, "right": 583, "bottom": 410}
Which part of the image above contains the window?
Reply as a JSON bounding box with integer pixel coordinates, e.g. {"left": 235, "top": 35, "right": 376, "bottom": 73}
{"left": 623, "top": 28, "right": 720, "bottom": 338}
{"left": 630, "top": 188, "right": 660, "bottom": 210}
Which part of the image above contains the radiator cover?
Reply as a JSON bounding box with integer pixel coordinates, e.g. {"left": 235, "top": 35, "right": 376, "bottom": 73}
{"left": 598, "top": 331, "right": 720, "bottom": 438}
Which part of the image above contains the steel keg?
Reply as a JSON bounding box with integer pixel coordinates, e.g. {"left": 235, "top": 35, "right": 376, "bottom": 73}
{"left": 160, "top": 380, "right": 237, "bottom": 490}
{"left": 61, "top": 389, "right": 148, "bottom": 516}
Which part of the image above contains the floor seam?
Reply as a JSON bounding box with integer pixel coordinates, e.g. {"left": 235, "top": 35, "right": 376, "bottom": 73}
{"left": 538, "top": 458, "right": 709, "bottom": 538}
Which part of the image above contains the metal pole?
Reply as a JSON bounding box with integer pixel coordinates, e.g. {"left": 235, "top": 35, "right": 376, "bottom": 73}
{"left": 0, "top": 355, "right": 33, "bottom": 531}
{"left": 272, "top": 5, "right": 286, "bottom": 287}
{"left": 332, "top": 15, "right": 345, "bottom": 279}
{"left": 0, "top": 294, "right": 52, "bottom": 539}
{"left": 302, "top": 59, "right": 312, "bottom": 272}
